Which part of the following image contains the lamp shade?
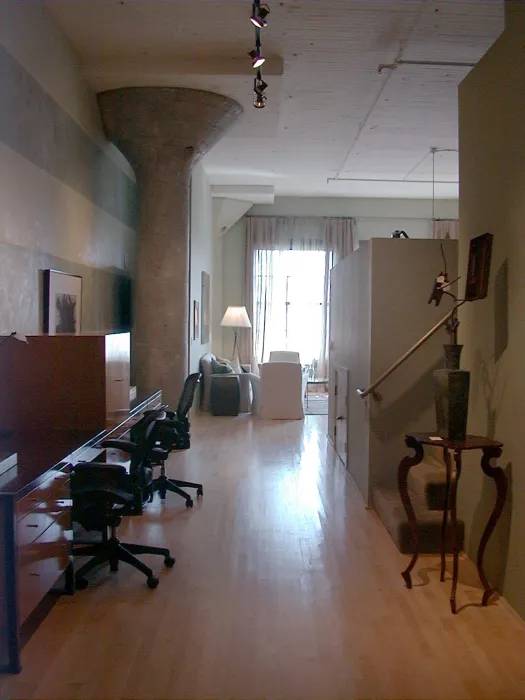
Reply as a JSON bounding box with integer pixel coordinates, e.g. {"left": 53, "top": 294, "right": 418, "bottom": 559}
{"left": 220, "top": 306, "right": 252, "bottom": 328}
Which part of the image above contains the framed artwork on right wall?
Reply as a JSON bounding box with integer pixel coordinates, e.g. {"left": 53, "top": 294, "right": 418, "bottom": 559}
{"left": 201, "top": 271, "right": 211, "bottom": 344}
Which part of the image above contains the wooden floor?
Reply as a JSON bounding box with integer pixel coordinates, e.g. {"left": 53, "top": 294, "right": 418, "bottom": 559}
{"left": 2, "top": 414, "right": 525, "bottom": 699}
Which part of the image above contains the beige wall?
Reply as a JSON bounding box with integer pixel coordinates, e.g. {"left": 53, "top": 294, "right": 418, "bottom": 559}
{"left": 329, "top": 242, "right": 372, "bottom": 500}
{"left": 189, "top": 163, "right": 214, "bottom": 372}
{"left": 0, "top": 2, "right": 136, "bottom": 337}
{"left": 458, "top": 2, "right": 525, "bottom": 619}
{"left": 250, "top": 197, "right": 459, "bottom": 240}
{"left": 215, "top": 218, "right": 245, "bottom": 358}
{"left": 330, "top": 239, "right": 457, "bottom": 503}
{"left": 368, "top": 239, "right": 458, "bottom": 495}
{"left": 218, "top": 198, "right": 459, "bottom": 360}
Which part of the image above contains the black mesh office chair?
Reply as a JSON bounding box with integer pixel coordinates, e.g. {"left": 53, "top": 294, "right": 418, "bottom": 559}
{"left": 101, "top": 373, "right": 203, "bottom": 508}
{"left": 150, "top": 372, "right": 203, "bottom": 507}
{"left": 72, "top": 410, "right": 175, "bottom": 590}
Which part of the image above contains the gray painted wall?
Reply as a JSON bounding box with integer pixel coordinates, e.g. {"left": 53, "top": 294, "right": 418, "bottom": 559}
{"left": 330, "top": 242, "right": 372, "bottom": 501}
{"left": 331, "top": 239, "right": 458, "bottom": 504}
{"left": 368, "top": 239, "right": 458, "bottom": 495}
{"left": 458, "top": 3, "right": 525, "bottom": 619}
{"left": 0, "top": 3, "right": 136, "bottom": 338}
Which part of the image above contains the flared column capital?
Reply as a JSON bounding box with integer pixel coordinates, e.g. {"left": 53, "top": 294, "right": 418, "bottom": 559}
{"left": 98, "top": 87, "right": 242, "bottom": 175}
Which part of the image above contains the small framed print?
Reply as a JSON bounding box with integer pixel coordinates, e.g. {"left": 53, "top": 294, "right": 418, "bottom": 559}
{"left": 43, "top": 270, "right": 82, "bottom": 335}
{"left": 193, "top": 300, "right": 200, "bottom": 341}
{"left": 465, "top": 232, "right": 493, "bottom": 302}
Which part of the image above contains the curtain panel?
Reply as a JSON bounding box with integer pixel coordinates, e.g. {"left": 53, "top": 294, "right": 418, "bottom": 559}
{"left": 242, "top": 216, "right": 356, "bottom": 369}
{"left": 432, "top": 219, "right": 459, "bottom": 240}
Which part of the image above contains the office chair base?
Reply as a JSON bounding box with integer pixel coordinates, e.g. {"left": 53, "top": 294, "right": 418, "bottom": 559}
{"left": 153, "top": 473, "right": 203, "bottom": 508}
{"left": 73, "top": 535, "right": 174, "bottom": 589}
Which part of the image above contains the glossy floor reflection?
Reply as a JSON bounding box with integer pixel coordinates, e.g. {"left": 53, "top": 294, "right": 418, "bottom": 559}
{"left": 2, "top": 414, "right": 525, "bottom": 699}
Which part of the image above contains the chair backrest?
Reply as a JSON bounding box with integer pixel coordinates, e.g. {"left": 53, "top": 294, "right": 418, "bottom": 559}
{"left": 269, "top": 350, "right": 300, "bottom": 363}
{"left": 176, "top": 372, "right": 201, "bottom": 419}
{"left": 129, "top": 410, "right": 163, "bottom": 478}
{"left": 259, "top": 362, "right": 304, "bottom": 420}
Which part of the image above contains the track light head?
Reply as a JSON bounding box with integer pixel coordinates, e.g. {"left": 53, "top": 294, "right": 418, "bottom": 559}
{"left": 253, "top": 94, "right": 267, "bottom": 109}
{"left": 254, "top": 73, "right": 268, "bottom": 93}
{"left": 248, "top": 49, "right": 266, "bottom": 69}
{"left": 250, "top": 4, "right": 270, "bottom": 28}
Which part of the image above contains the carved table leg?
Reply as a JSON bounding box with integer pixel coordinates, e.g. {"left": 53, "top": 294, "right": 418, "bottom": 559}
{"left": 478, "top": 446, "right": 506, "bottom": 606}
{"left": 398, "top": 436, "right": 424, "bottom": 589}
{"left": 449, "top": 450, "right": 462, "bottom": 614}
{"left": 440, "top": 448, "right": 452, "bottom": 583}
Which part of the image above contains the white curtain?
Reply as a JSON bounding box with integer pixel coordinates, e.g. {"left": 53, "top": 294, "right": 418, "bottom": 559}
{"left": 432, "top": 219, "right": 459, "bottom": 240}
{"left": 243, "top": 216, "right": 356, "bottom": 373}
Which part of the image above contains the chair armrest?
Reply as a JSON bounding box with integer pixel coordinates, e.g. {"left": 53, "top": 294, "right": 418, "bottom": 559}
{"left": 100, "top": 439, "right": 136, "bottom": 453}
{"left": 73, "top": 462, "right": 127, "bottom": 473}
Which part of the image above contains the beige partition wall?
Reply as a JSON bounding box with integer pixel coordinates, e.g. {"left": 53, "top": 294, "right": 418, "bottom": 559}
{"left": 329, "top": 238, "right": 458, "bottom": 505}
{"left": 458, "top": 1, "right": 525, "bottom": 619}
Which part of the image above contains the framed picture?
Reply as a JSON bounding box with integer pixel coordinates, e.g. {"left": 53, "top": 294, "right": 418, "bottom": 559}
{"left": 201, "top": 271, "right": 210, "bottom": 344}
{"left": 464, "top": 232, "right": 493, "bottom": 302}
{"left": 193, "top": 300, "right": 200, "bottom": 341}
{"left": 43, "top": 269, "right": 82, "bottom": 335}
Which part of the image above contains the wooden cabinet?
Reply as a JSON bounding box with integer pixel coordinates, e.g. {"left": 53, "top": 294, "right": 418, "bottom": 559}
{"left": 0, "top": 333, "right": 130, "bottom": 433}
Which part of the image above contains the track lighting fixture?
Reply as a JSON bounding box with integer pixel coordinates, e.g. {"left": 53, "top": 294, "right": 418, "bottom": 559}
{"left": 250, "top": 3, "right": 270, "bottom": 28}
{"left": 249, "top": 49, "right": 265, "bottom": 69}
{"left": 255, "top": 73, "right": 268, "bottom": 93}
{"left": 249, "top": 1, "right": 270, "bottom": 108}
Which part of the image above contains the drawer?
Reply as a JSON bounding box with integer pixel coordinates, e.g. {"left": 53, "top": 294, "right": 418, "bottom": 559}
{"left": 18, "top": 510, "right": 71, "bottom": 625}
{"left": 16, "top": 470, "right": 70, "bottom": 521}
{"left": 17, "top": 504, "right": 70, "bottom": 550}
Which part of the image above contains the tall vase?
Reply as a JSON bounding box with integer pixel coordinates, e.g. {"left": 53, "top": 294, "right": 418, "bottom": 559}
{"left": 433, "top": 344, "right": 470, "bottom": 441}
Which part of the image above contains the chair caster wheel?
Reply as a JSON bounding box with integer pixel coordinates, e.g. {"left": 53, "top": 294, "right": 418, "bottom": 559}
{"left": 76, "top": 577, "right": 88, "bottom": 590}
{"left": 164, "top": 556, "right": 176, "bottom": 568}
{"left": 197, "top": 487, "right": 203, "bottom": 497}
{"left": 186, "top": 499, "right": 194, "bottom": 508}
{"left": 147, "top": 576, "right": 159, "bottom": 589}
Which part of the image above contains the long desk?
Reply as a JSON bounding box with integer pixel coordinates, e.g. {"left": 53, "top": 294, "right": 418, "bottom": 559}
{"left": 0, "top": 391, "right": 162, "bottom": 674}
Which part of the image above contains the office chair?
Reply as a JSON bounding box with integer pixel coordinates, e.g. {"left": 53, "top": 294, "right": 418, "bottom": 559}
{"left": 150, "top": 372, "right": 203, "bottom": 507}
{"left": 72, "top": 410, "right": 175, "bottom": 590}
{"left": 101, "top": 373, "right": 203, "bottom": 508}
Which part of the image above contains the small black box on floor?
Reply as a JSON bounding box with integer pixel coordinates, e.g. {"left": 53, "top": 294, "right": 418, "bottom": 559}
{"left": 210, "top": 375, "right": 240, "bottom": 416}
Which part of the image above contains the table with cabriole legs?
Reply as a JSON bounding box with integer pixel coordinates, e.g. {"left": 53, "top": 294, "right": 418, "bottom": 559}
{"left": 398, "top": 433, "right": 506, "bottom": 614}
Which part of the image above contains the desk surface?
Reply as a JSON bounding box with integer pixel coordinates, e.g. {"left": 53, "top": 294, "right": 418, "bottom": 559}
{"left": 0, "top": 430, "right": 102, "bottom": 498}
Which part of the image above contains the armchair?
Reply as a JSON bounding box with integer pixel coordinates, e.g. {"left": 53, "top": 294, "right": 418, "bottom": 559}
{"left": 268, "top": 351, "right": 301, "bottom": 363}
{"left": 251, "top": 361, "right": 305, "bottom": 420}
{"left": 72, "top": 410, "right": 175, "bottom": 590}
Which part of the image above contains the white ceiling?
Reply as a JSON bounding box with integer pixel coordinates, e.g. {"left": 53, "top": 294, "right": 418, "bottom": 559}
{"left": 44, "top": 0, "right": 504, "bottom": 199}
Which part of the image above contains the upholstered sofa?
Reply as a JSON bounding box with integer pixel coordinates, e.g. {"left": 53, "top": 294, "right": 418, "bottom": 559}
{"left": 199, "top": 352, "right": 252, "bottom": 413}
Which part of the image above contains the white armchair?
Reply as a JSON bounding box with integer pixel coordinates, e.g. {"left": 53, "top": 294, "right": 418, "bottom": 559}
{"left": 268, "top": 350, "right": 308, "bottom": 401}
{"left": 250, "top": 361, "right": 305, "bottom": 420}
{"left": 269, "top": 350, "right": 301, "bottom": 363}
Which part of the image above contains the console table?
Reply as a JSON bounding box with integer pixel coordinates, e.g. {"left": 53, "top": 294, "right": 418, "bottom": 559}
{"left": 0, "top": 392, "right": 162, "bottom": 674}
{"left": 398, "top": 433, "right": 505, "bottom": 614}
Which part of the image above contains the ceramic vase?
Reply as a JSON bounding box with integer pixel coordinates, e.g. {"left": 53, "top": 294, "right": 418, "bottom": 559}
{"left": 432, "top": 344, "right": 470, "bottom": 441}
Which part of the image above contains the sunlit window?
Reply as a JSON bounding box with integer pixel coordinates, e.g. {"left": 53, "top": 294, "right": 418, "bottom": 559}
{"left": 254, "top": 250, "right": 330, "bottom": 376}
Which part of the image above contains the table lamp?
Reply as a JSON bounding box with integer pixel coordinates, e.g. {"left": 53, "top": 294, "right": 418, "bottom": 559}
{"left": 220, "top": 306, "right": 251, "bottom": 360}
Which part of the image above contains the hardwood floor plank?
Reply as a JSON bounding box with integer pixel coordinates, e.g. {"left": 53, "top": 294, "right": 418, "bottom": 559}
{"left": 1, "top": 413, "right": 525, "bottom": 699}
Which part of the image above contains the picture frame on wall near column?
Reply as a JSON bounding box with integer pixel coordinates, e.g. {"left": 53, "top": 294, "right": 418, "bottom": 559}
{"left": 43, "top": 269, "right": 82, "bottom": 335}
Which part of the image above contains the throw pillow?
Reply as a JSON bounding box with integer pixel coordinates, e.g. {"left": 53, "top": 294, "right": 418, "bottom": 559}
{"left": 227, "top": 356, "right": 242, "bottom": 374}
{"left": 210, "top": 358, "right": 233, "bottom": 374}
{"left": 217, "top": 355, "right": 242, "bottom": 374}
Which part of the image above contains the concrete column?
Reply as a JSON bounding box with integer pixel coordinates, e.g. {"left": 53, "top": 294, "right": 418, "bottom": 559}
{"left": 98, "top": 88, "right": 242, "bottom": 407}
